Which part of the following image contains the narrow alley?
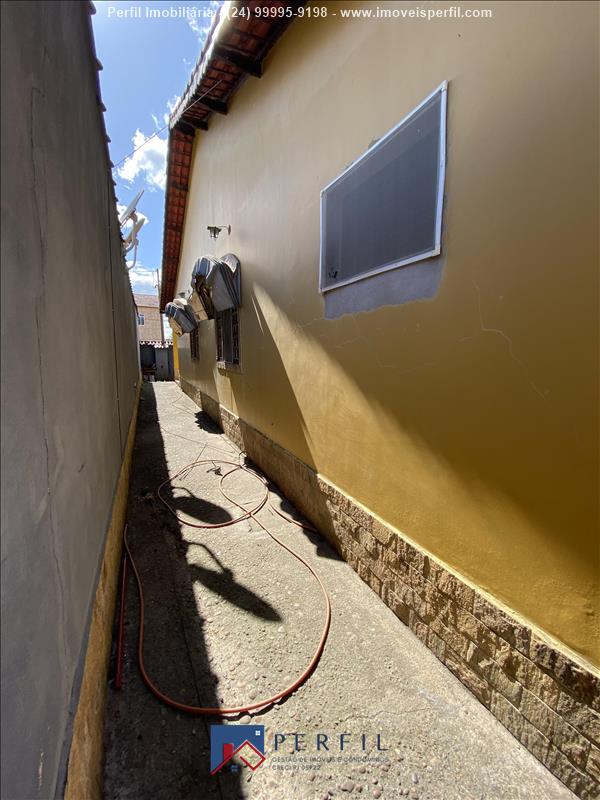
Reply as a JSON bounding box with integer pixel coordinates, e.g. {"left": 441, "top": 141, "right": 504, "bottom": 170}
{"left": 103, "top": 383, "right": 574, "bottom": 800}
{"left": 3, "top": 4, "right": 598, "bottom": 799}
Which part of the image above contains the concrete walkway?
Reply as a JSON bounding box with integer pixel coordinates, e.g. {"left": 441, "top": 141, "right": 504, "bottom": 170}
{"left": 103, "top": 383, "right": 574, "bottom": 800}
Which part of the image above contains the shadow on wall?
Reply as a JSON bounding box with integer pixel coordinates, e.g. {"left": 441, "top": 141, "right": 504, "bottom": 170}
{"left": 188, "top": 387, "right": 344, "bottom": 565}
{"left": 178, "top": 295, "right": 345, "bottom": 564}
{"left": 253, "top": 274, "right": 598, "bottom": 573}
{"left": 192, "top": 410, "right": 223, "bottom": 435}
{"left": 181, "top": 276, "right": 597, "bottom": 659}
{"left": 102, "top": 384, "right": 244, "bottom": 800}
{"left": 179, "top": 318, "right": 219, "bottom": 401}
{"left": 314, "top": 296, "right": 598, "bottom": 566}
{"left": 245, "top": 293, "right": 316, "bottom": 468}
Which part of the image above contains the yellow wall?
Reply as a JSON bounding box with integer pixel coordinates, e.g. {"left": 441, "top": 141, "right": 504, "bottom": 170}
{"left": 174, "top": 1, "right": 599, "bottom": 665}
{"left": 173, "top": 332, "right": 180, "bottom": 379}
{"left": 65, "top": 387, "right": 139, "bottom": 800}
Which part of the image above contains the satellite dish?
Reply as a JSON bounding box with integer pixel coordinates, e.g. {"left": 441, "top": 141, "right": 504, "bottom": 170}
{"left": 119, "top": 189, "right": 144, "bottom": 227}
{"left": 123, "top": 217, "right": 145, "bottom": 254}
{"left": 120, "top": 189, "right": 146, "bottom": 268}
{"left": 124, "top": 216, "right": 145, "bottom": 270}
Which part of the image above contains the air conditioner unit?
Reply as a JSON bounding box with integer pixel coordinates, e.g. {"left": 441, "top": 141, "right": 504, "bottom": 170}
{"left": 208, "top": 253, "right": 241, "bottom": 312}
{"left": 191, "top": 254, "right": 241, "bottom": 315}
{"left": 189, "top": 257, "right": 216, "bottom": 320}
{"left": 165, "top": 298, "right": 197, "bottom": 336}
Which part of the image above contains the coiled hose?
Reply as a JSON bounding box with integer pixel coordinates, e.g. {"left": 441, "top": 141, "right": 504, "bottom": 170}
{"left": 117, "top": 409, "right": 331, "bottom": 716}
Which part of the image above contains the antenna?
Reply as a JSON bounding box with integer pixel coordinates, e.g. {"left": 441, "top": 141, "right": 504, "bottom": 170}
{"left": 123, "top": 217, "right": 145, "bottom": 253}
{"left": 119, "top": 189, "right": 146, "bottom": 269}
{"left": 124, "top": 217, "right": 145, "bottom": 270}
{"left": 119, "top": 189, "right": 144, "bottom": 227}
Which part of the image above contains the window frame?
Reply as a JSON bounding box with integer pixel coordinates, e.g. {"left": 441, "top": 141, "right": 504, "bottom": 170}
{"left": 319, "top": 81, "right": 448, "bottom": 294}
{"left": 190, "top": 327, "right": 199, "bottom": 361}
{"left": 137, "top": 313, "right": 145, "bottom": 325}
{"left": 215, "top": 307, "right": 241, "bottom": 370}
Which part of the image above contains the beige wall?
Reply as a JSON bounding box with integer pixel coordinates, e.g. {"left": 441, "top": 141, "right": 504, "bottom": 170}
{"left": 1, "top": 3, "right": 140, "bottom": 796}
{"left": 174, "top": 1, "right": 599, "bottom": 665}
{"left": 137, "top": 304, "right": 163, "bottom": 342}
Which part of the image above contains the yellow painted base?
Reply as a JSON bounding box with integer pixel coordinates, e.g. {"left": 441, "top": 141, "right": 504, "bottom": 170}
{"left": 172, "top": 333, "right": 180, "bottom": 380}
{"left": 63, "top": 388, "right": 140, "bottom": 800}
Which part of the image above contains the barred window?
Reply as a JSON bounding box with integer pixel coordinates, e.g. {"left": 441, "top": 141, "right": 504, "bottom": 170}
{"left": 190, "top": 328, "right": 199, "bottom": 361}
{"left": 216, "top": 308, "right": 240, "bottom": 366}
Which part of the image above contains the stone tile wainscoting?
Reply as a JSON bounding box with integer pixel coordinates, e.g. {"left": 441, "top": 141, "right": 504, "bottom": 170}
{"left": 181, "top": 379, "right": 600, "bottom": 800}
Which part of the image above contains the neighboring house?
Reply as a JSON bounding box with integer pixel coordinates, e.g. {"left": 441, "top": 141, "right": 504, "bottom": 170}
{"left": 1, "top": 4, "right": 139, "bottom": 800}
{"left": 134, "top": 294, "right": 174, "bottom": 381}
{"left": 134, "top": 293, "right": 164, "bottom": 343}
{"left": 139, "top": 340, "right": 175, "bottom": 382}
{"left": 160, "top": 3, "right": 599, "bottom": 797}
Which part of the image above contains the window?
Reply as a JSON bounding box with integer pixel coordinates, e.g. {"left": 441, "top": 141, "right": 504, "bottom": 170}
{"left": 190, "top": 328, "right": 199, "bottom": 361}
{"left": 320, "top": 82, "right": 447, "bottom": 292}
{"left": 137, "top": 313, "right": 145, "bottom": 325}
{"left": 216, "top": 308, "right": 240, "bottom": 367}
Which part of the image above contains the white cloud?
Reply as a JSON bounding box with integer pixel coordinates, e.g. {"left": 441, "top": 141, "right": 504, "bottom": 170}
{"left": 128, "top": 264, "right": 172, "bottom": 340}
{"left": 187, "top": 15, "right": 211, "bottom": 41}
{"left": 151, "top": 94, "right": 181, "bottom": 132}
{"left": 186, "top": 2, "right": 221, "bottom": 41}
{"left": 117, "top": 129, "right": 167, "bottom": 191}
{"left": 164, "top": 94, "right": 181, "bottom": 125}
{"left": 166, "top": 94, "right": 181, "bottom": 114}
{"left": 128, "top": 264, "right": 158, "bottom": 294}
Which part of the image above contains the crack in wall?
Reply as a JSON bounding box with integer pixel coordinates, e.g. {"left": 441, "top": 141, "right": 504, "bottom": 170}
{"left": 300, "top": 314, "right": 439, "bottom": 375}
{"left": 296, "top": 285, "right": 550, "bottom": 390}
{"left": 472, "top": 281, "right": 549, "bottom": 402}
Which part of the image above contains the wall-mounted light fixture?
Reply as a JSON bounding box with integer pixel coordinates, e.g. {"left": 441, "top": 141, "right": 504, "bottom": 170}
{"left": 207, "top": 224, "right": 231, "bottom": 240}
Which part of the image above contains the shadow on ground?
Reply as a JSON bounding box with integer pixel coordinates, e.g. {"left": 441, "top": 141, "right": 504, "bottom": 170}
{"left": 103, "top": 384, "right": 575, "bottom": 800}
{"left": 103, "top": 384, "right": 244, "bottom": 800}
{"left": 193, "top": 410, "right": 223, "bottom": 435}
{"left": 168, "top": 488, "right": 235, "bottom": 526}
{"left": 188, "top": 544, "right": 282, "bottom": 622}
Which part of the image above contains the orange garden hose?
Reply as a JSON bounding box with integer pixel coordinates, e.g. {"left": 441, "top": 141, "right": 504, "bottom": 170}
{"left": 114, "top": 556, "right": 128, "bottom": 690}
{"left": 119, "top": 433, "right": 331, "bottom": 716}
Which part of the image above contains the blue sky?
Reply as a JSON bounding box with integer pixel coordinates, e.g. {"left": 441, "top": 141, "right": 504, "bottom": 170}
{"left": 92, "top": 1, "right": 221, "bottom": 297}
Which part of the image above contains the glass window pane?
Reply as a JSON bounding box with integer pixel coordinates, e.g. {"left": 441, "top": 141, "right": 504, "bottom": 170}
{"left": 321, "top": 87, "right": 445, "bottom": 290}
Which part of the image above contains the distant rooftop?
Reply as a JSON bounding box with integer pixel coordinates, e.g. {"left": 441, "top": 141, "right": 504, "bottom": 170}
{"left": 134, "top": 293, "right": 159, "bottom": 308}
{"left": 160, "top": 0, "right": 303, "bottom": 309}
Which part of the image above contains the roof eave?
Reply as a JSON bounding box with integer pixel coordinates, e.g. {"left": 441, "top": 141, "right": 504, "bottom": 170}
{"left": 159, "top": 0, "right": 304, "bottom": 310}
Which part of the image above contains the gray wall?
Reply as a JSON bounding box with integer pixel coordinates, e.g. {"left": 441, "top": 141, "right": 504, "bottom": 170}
{"left": 155, "top": 346, "right": 174, "bottom": 381}
{"left": 0, "top": 3, "right": 139, "bottom": 798}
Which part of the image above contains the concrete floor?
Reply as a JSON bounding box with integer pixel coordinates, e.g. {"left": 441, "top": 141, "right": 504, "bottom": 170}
{"left": 103, "top": 382, "right": 575, "bottom": 800}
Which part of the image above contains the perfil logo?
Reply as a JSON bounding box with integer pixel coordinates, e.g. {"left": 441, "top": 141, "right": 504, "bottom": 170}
{"left": 210, "top": 724, "right": 266, "bottom": 775}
